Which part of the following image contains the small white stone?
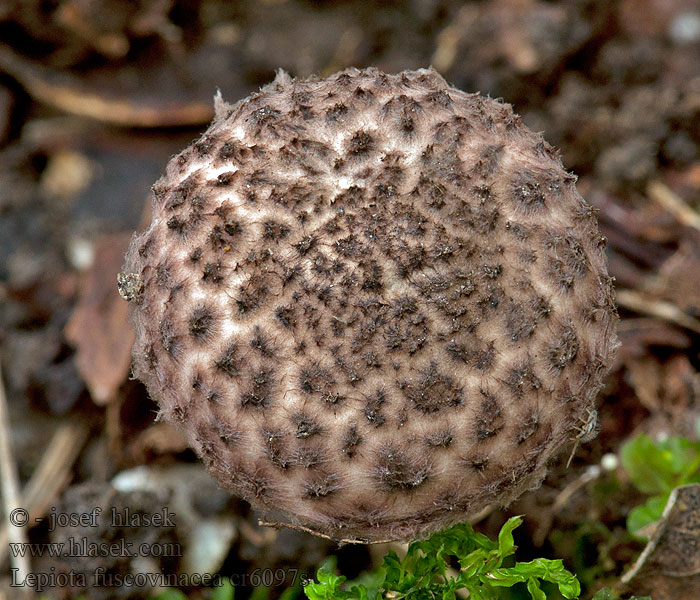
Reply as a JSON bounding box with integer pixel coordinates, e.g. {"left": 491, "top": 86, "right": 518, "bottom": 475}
{"left": 67, "top": 237, "right": 95, "bottom": 271}
{"left": 601, "top": 453, "right": 619, "bottom": 472}
{"left": 669, "top": 11, "right": 700, "bottom": 44}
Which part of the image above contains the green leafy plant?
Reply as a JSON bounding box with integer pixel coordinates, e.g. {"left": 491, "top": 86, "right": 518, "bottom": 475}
{"left": 304, "top": 516, "right": 580, "bottom": 600}
{"left": 620, "top": 433, "right": 700, "bottom": 535}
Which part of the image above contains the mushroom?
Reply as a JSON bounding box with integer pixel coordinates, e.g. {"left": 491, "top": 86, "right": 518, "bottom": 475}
{"left": 119, "top": 67, "right": 618, "bottom": 543}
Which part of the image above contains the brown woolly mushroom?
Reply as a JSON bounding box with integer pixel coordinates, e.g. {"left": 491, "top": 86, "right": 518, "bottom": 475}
{"left": 118, "top": 67, "right": 618, "bottom": 543}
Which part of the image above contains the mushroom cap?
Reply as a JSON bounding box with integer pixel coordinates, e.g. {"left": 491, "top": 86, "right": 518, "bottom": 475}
{"left": 121, "top": 67, "right": 618, "bottom": 542}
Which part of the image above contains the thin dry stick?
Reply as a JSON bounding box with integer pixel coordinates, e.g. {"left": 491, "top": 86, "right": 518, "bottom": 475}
{"left": 0, "top": 43, "right": 212, "bottom": 127}
{"left": 0, "top": 362, "right": 31, "bottom": 582}
{"left": 258, "top": 519, "right": 396, "bottom": 545}
{"left": 0, "top": 421, "right": 89, "bottom": 567}
{"left": 616, "top": 288, "right": 700, "bottom": 335}
{"left": 619, "top": 484, "right": 692, "bottom": 585}
{"left": 647, "top": 180, "right": 700, "bottom": 232}
{"left": 533, "top": 465, "right": 601, "bottom": 546}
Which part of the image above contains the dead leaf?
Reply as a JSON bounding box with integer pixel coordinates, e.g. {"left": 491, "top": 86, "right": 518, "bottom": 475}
{"left": 617, "top": 318, "right": 691, "bottom": 365}
{"left": 625, "top": 352, "right": 700, "bottom": 439}
{"left": 655, "top": 233, "right": 700, "bottom": 317}
{"left": 626, "top": 356, "right": 664, "bottom": 413}
{"left": 64, "top": 233, "right": 134, "bottom": 404}
{"left": 128, "top": 422, "right": 189, "bottom": 464}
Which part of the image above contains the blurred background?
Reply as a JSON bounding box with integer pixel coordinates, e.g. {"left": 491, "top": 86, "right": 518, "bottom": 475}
{"left": 1, "top": 1, "right": 699, "bottom": 599}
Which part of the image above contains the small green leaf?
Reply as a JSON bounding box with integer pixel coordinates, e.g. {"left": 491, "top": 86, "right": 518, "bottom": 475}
{"left": 664, "top": 437, "right": 698, "bottom": 474}
{"left": 621, "top": 435, "right": 675, "bottom": 495}
{"left": 279, "top": 588, "right": 302, "bottom": 600}
{"left": 554, "top": 573, "right": 582, "bottom": 599}
{"left": 248, "top": 587, "right": 270, "bottom": 600}
{"left": 211, "top": 578, "right": 235, "bottom": 600}
{"left": 526, "top": 578, "right": 546, "bottom": 600}
{"left": 462, "top": 549, "right": 492, "bottom": 578}
{"left": 621, "top": 434, "right": 700, "bottom": 497}
{"left": 485, "top": 569, "right": 526, "bottom": 587}
{"left": 304, "top": 566, "right": 350, "bottom": 600}
{"left": 497, "top": 516, "right": 522, "bottom": 558}
{"left": 488, "top": 559, "right": 580, "bottom": 598}
{"left": 627, "top": 494, "right": 669, "bottom": 535}
{"left": 319, "top": 569, "right": 346, "bottom": 587}
{"left": 382, "top": 550, "right": 403, "bottom": 586}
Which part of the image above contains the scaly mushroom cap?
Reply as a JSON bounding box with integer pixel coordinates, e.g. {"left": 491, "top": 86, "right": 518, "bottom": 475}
{"left": 120, "top": 67, "right": 618, "bottom": 542}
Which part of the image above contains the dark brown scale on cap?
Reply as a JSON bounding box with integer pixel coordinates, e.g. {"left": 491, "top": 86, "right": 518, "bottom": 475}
{"left": 120, "top": 67, "right": 618, "bottom": 543}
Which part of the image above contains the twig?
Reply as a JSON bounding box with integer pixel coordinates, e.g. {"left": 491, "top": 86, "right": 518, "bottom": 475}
{"left": 258, "top": 518, "right": 395, "bottom": 545}
{"left": 0, "top": 362, "right": 31, "bottom": 583}
{"left": 647, "top": 180, "right": 700, "bottom": 232}
{"left": 533, "top": 465, "right": 601, "bottom": 546}
{"left": 0, "top": 42, "right": 212, "bottom": 127}
{"left": 0, "top": 421, "right": 89, "bottom": 567}
{"left": 616, "top": 288, "right": 700, "bottom": 335}
{"left": 619, "top": 484, "right": 697, "bottom": 585}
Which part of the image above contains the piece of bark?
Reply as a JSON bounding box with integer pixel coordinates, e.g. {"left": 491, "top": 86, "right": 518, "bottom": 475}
{"left": 620, "top": 483, "right": 700, "bottom": 599}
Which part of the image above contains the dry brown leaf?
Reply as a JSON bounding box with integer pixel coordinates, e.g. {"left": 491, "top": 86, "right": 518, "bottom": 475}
{"left": 64, "top": 233, "right": 134, "bottom": 404}
{"left": 655, "top": 233, "right": 700, "bottom": 316}
{"left": 617, "top": 318, "right": 691, "bottom": 365}
{"left": 626, "top": 356, "right": 663, "bottom": 413}
{"left": 625, "top": 352, "right": 700, "bottom": 439}
{"left": 128, "top": 422, "right": 189, "bottom": 464}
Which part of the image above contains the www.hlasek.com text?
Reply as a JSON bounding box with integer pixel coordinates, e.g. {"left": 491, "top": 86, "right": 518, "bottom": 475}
{"left": 9, "top": 537, "right": 181, "bottom": 559}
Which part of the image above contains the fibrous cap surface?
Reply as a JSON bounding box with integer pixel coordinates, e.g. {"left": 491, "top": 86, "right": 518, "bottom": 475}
{"left": 121, "top": 67, "right": 618, "bottom": 542}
